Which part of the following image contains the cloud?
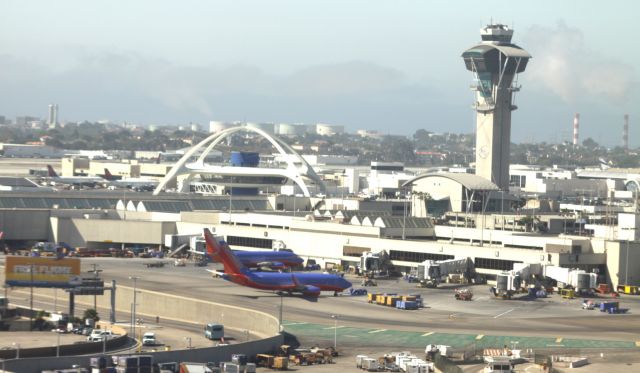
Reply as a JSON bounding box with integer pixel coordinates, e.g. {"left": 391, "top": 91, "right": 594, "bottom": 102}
{"left": 522, "top": 21, "right": 635, "bottom": 103}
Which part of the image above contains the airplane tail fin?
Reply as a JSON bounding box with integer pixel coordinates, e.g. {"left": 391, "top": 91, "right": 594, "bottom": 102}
{"left": 203, "top": 228, "right": 245, "bottom": 274}
{"left": 104, "top": 168, "right": 114, "bottom": 180}
{"left": 47, "top": 165, "right": 58, "bottom": 177}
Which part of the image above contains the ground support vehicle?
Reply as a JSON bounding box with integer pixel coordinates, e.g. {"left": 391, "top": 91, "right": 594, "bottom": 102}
{"left": 617, "top": 285, "right": 640, "bottom": 295}
{"left": 560, "top": 288, "right": 575, "bottom": 299}
{"left": 582, "top": 300, "right": 596, "bottom": 310}
{"left": 454, "top": 288, "right": 473, "bottom": 301}
{"left": 145, "top": 261, "right": 165, "bottom": 268}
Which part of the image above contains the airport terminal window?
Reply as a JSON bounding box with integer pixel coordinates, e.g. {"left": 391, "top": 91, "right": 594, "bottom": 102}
{"left": 474, "top": 257, "right": 522, "bottom": 271}
{"left": 390, "top": 250, "right": 453, "bottom": 263}
{"left": 226, "top": 235, "right": 273, "bottom": 249}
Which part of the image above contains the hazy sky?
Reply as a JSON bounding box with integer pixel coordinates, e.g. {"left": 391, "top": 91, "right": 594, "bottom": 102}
{"left": 1, "top": 0, "right": 638, "bottom": 146}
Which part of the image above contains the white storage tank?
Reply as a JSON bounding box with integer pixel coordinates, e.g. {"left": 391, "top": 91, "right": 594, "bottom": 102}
{"left": 316, "top": 123, "right": 345, "bottom": 136}
{"left": 277, "top": 123, "right": 306, "bottom": 136}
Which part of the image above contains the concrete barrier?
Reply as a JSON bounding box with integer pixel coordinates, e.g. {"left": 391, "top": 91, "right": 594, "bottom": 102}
{"left": 2, "top": 283, "right": 283, "bottom": 372}
{"left": 3, "top": 335, "right": 283, "bottom": 373}
{"left": 110, "top": 285, "right": 280, "bottom": 339}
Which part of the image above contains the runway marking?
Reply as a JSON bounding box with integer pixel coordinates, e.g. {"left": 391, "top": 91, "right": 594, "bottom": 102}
{"left": 555, "top": 337, "right": 563, "bottom": 343}
{"left": 323, "top": 326, "right": 345, "bottom": 330}
{"left": 368, "top": 329, "right": 387, "bottom": 334}
{"left": 282, "top": 322, "right": 307, "bottom": 326}
{"left": 476, "top": 334, "right": 484, "bottom": 340}
{"left": 422, "top": 332, "right": 435, "bottom": 337}
{"left": 493, "top": 308, "right": 515, "bottom": 318}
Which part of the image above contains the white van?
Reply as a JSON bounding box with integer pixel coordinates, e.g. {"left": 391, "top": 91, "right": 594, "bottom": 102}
{"left": 87, "top": 329, "right": 117, "bottom": 342}
{"left": 142, "top": 332, "right": 157, "bottom": 346}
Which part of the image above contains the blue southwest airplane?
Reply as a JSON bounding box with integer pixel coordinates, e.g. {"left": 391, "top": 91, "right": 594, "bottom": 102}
{"left": 204, "top": 228, "right": 351, "bottom": 297}
{"left": 231, "top": 249, "right": 304, "bottom": 270}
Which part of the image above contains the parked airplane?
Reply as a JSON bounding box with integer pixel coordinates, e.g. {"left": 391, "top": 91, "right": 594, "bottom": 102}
{"left": 232, "top": 249, "right": 304, "bottom": 270}
{"left": 203, "top": 228, "right": 351, "bottom": 297}
{"left": 103, "top": 169, "right": 159, "bottom": 190}
{"left": 46, "top": 165, "right": 105, "bottom": 186}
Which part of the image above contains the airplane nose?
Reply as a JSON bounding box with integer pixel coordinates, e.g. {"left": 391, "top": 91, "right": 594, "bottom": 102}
{"left": 342, "top": 278, "right": 352, "bottom": 289}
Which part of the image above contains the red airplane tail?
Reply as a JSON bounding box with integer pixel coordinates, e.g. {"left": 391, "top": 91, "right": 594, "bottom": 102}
{"left": 47, "top": 165, "right": 58, "bottom": 177}
{"left": 203, "top": 228, "right": 245, "bottom": 274}
{"left": 103, "top": 168, "right": 114, "bottom": 180}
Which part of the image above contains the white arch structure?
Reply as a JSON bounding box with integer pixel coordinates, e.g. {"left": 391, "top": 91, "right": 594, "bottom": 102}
{"left": 153, "top": 126, "right": 325, "bottom": 197}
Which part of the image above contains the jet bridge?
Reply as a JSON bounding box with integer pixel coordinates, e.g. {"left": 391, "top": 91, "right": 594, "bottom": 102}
{"left": 416, "top": 258, "right": 475, "bottom": 287}
{"left": 493, "top": 263, "right": 543, "bottom": 299}
{"left": 543, "top": 265, "right": 597, "bottom": 294}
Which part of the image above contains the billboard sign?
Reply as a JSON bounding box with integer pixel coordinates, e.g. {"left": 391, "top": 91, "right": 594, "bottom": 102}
{"left": 4, "top": 257, "right": 82, "bottom": 288}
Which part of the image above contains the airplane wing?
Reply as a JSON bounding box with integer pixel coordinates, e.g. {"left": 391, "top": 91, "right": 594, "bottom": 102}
{"left": 290, "top": 274, "right": 321, "bottom": 297}
{"left": 206, "top": 269, "right": 226, "bottom": 278}
{"left": 256, "top": 261, "right": 286, "bottom": 270}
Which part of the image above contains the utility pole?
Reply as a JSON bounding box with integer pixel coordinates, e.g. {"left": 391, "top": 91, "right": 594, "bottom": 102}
{"left": 129, "top": 276, "right": 139, "bottom": 343}
{"left": 29, "top": 263, "right": 34, "bottom": 331}
{"left": 331, "top": 314, "right": 338, "bottom": 351}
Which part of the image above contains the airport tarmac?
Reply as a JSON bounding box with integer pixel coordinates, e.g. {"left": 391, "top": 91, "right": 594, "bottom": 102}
{"left": 33, "top": 257, "right": 640, "bottom": 344}
{"left": 2, "top": 255, "right": 640, "bottom": 371}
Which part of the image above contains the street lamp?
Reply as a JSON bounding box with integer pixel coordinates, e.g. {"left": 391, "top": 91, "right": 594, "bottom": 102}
{"left": 330, "top": 314, "right": 338, "bottom": 351}
{"left": 12, "top": 343, "right": 19, "bottom": 359}
{"left": 625, "top": 239, "right": 630, "bottom": 285}
{"left": 128, "top": 276, "right": 140, "bottom": 343}
{"left": 278, "top": 293, "right": 284, "bottom": 332}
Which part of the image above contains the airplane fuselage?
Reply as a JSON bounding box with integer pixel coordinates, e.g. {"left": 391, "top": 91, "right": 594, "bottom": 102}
{"left": 232, "top": 251, "right": 304, "bottom": 268}
{"left": 222, "top": 270, "right": 351, "bottom": 292}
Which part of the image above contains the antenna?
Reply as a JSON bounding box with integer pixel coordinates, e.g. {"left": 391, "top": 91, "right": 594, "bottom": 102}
{"left": 623, "top": 114, "right": 629, "bottom": 151}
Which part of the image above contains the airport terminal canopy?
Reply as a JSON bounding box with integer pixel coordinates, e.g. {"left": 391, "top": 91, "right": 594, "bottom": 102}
{"left": 403, "top": 172, "right": 500, "bottom": 214}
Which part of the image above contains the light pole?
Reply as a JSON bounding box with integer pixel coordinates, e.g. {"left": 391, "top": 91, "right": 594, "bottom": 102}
{"left": 402, "top": 191, "right": 407, "bottom": 240}
{"left": 278, "top": 294, "right": 284, "bottom": 332}
{"left": 129, "top": 276, "right": 139, "bottom": 343}
{"left": 56, "top": 331, "right": 60, "bottom": 357}
{"left": 29, "top": 263, "right": 34, "bottom": 331}
{"left": 330, "top": 314, "right": 338, "bottom": 351}
{"left": 625, "top": 239, "right": 630, "bottom": 285}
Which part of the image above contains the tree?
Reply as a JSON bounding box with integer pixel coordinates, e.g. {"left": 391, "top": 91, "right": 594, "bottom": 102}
{"left": 83, "top": 308, "right": 100, "bottom": 322}
{"left": 582, "top": 137, "right": 599, "bottom": 149}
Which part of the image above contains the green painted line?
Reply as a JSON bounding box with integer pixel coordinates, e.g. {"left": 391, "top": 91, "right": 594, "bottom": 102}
{"left": 282, "top": 320, "right": 639, "bottom": 350}
{"left": 369, "top": 329, "right": 387, "bottom": 334}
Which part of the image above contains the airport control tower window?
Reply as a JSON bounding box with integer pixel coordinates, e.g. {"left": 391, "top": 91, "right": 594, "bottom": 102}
{"left": 477, "top": 72, "right": 493, "bottom": 98}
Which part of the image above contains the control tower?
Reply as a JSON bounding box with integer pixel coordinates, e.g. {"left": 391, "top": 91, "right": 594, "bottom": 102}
{"left": 462, "top": 24, "right": 531, "bottom": 190}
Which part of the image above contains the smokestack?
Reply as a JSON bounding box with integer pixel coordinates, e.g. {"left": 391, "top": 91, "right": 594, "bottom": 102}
{"left": 573, "top": 113, "right": 580, "bottom": 146}
{"left": 623, "top": 114, "right": 629, "bottom": 151}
